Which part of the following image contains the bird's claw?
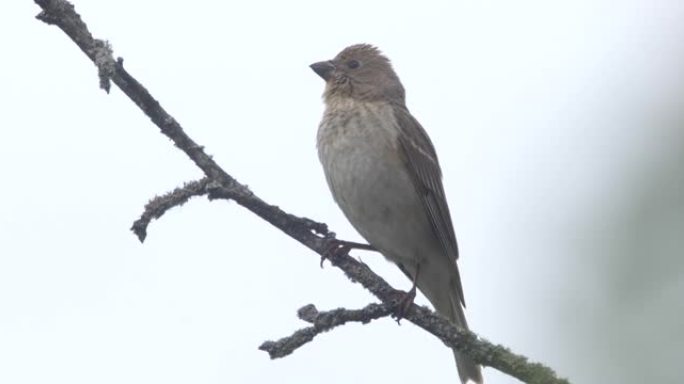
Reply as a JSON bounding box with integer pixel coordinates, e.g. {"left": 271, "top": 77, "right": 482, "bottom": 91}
{"left": 320, "top": 239, "right": 376, "bottom": 267}
{"left": 390, "top": 286, "right": 417, "bottom": 324}
{"left": 320, "top": 239, "right": 351, "bottom": 268}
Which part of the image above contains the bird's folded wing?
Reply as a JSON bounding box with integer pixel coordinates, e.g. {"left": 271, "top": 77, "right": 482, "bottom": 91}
{"left": 393, "top": 105, "right": 466, "bottom": 306}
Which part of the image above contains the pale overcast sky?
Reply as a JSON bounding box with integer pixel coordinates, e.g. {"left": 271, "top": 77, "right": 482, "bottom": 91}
{"left": 2, "top": 1, "right": 683, "bottom": 384}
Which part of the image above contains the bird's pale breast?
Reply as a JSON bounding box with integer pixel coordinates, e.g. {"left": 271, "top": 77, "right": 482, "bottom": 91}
{"left": 317, "top": 100, "right": 440, "bottom": 267}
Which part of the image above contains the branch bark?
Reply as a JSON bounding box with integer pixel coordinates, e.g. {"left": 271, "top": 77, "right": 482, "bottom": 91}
{"left": 33, "top": 1, "right": 570, "bottom": 383}
{"left": 131, "top": 177, "right": 211, "bottom": 242}
{"left": 259, "top": 303, "right": 393, "bottom": 359}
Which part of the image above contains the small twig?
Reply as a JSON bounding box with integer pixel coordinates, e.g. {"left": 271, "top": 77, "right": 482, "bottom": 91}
{"left": 131, "top": 178, "right": 211, "bottom": 242}
{"left": 259, "top": 303, "right": 392, "bottom": 359}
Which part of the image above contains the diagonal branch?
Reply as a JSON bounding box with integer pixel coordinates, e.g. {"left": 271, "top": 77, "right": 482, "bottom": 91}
{"left": 33, "top": 1, "right": 570, "bottom": 383}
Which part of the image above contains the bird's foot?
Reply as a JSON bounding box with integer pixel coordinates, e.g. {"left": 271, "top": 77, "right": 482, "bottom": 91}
{"left": 390, "top": 285, "right": 417, "bottom": 324}
{"left": 320, "top": 239, "right": 376, "bottom": 268}
{"left": 320, "top": 239, "right": 350, "bottom": 268}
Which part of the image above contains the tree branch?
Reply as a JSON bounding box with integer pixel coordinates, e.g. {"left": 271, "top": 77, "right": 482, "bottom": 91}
{"left": 259, "top": 303, "right": 392, "bottom": 359}
{"left": 131, "top": 177, "right": 211, "bottom": 242}
{"left": 33, "top": 1, "right": 570, "bottom": 383}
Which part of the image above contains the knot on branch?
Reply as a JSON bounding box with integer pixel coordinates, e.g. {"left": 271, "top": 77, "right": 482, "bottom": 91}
{"left": 92, "top": 39, "right": 115, "bottom": 92}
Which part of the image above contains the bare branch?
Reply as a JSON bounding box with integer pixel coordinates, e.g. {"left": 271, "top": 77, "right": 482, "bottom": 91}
{"left": 259, "top": 303, "right": 392, "bottom": 359}
{"left": 131, "top": 178, "right": 211, "bottom": 242}
{"left": 33, "top": 1, "right": 570, "bottom": 383}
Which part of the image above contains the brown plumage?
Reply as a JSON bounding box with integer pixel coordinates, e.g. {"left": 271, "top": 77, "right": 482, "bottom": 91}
{"left": 311, "top": 44, "right": 483, "bottom": 384}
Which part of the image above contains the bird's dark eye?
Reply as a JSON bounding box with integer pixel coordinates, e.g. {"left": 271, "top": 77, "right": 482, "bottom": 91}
{"left": 346, "top": 59, "right": 360, "bottom": 69}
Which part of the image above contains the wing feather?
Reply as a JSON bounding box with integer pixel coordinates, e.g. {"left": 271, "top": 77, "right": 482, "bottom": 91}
{"left": 393, "top": 105, "right": 466, "bottom": 305}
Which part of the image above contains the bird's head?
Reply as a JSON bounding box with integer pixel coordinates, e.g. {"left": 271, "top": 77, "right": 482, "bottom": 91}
{"left": 310, "top": 44, "right": 405, "bottom": 104}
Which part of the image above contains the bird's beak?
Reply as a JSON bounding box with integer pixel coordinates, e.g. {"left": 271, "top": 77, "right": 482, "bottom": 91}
{"left": 310, "top": 60, "right": 336, "bottom": 81}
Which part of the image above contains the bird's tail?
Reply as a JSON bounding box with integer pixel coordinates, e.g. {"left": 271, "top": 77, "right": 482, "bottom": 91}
{"left": 424, "top": 281, "right": 483, "bottom": 384}
{"left": 445, "top": 292, "right": 483, "bottom": 384}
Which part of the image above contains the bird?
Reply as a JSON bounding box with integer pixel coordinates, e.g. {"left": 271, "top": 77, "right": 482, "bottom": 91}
{"left": 310, "top": 44, "right": 483, "bottom": 384}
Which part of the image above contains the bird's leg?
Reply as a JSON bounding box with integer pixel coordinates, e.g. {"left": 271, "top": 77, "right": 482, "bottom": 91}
{"left": 320, "top": 239, "right": 377, "bottom": 268}
{"left": 335, "top": 240, "right": 376, "bottom": 252}
{"left": 391, "top": 264, "right": 420, "bottom": 323}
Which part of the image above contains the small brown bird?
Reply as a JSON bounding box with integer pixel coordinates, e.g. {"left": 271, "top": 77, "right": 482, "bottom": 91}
{"left": 311, "top": 44, "right": 483, "bottom": 384}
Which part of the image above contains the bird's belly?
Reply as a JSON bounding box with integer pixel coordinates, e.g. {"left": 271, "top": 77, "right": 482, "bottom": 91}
{"left": 319, "top": 130, "right": 438, "bottom": 266}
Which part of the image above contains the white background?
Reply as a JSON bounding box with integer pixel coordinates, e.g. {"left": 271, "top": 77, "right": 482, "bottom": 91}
{"left": 2, "top": 1, "right": 683, "bottom": 383}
